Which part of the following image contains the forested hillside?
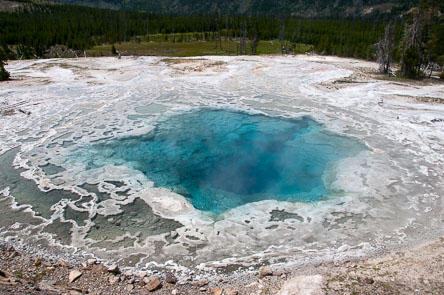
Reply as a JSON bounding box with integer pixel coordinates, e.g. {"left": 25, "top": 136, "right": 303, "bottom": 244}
{"left": 0, "top": 1, "right": 394, "bottom": 59}
{"left": 0, "top": 0, "right": 442, "bottom": 79}
{"left": 56, "top": 0, "right": 419, "bottom": 18}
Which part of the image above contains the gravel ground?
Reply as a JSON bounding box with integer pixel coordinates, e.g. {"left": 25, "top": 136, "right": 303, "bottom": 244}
{"left": 1, "top": 237, "right": 443, "bottom": 294}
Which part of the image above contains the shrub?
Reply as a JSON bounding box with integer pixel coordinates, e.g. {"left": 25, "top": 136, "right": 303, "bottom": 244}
{"left": 0, "top": 60, "right": 10, "bottom": 81}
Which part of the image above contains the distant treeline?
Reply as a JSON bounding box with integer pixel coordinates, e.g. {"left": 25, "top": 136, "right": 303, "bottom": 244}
{"left": 0, "top": 1, "right": 397, "bottom": 60}
{"left": 52, "top": 0, "right": 419, "bottom": 19}
{"left": 0, "top": 0, "right": 443, "bottom": 79}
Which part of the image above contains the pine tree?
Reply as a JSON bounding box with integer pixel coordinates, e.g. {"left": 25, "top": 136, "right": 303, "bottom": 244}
{"left": 400, "top": 0, "right": 442, "bottom": 78}
{"left": 0, "top": 54, "right": 10, "bottom": 81}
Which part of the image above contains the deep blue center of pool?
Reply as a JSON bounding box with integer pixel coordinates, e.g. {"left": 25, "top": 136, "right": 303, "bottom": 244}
{"left": 78, "top": 109, "right": 365, "bottom": 213}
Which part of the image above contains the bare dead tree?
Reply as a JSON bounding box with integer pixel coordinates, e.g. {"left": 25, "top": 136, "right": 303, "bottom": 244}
{"left": 250, "top": 21, "right": 259, "bottom": 55}
{"left": 279, "top": 20, "right": 286, "bottom": 54}
{"left": 239, "top": 21, "right": 248, "bottom": 55}
{"left": 226, "top": 16, "right": 231, "bottom": 56}
{"left": 377, "top": 23, "right": 395, "bottom": 76}
{"left": 213, "top": 9, "right": 220, "bottom": 51}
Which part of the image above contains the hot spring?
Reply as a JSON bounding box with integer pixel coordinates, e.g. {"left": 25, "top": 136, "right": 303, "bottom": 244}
{"left": 1, "top": 56, "right": 442, "bottom": 276}
{"left": 72, "top": 109, "right": 366, "bottom": 214}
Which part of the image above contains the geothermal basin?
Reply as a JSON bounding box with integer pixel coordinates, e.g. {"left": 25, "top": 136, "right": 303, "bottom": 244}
{"left": 0, "top": 56, "right": 443, "bottom": 278}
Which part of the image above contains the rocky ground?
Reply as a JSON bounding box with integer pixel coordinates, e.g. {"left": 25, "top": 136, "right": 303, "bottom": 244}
{"left": 1, "top": 237, "right": 443, "bottom": 294}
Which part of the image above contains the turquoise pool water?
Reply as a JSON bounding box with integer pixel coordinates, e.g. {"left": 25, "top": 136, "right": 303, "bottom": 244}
{"left": 75, "top": 109, "right": 365, "bottom": 213}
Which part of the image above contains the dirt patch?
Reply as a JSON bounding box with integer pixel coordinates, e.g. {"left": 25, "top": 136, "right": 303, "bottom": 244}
{"left": 394, "top": 94, "right": 444, "bottom": 104}
{"left": 321, "top": 237, "right": 444, "bottom": 294}
{"left": 161, "top": 58, "right": 208, "bottom": 65}
{"left": 317, "top": 59, "right": 444, "bottom": 98}
{"left": 161, "top": 58, "right": 226, "bottom": 74}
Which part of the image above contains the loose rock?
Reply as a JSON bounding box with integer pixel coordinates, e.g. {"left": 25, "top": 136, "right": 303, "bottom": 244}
{"left": 70, "top": 287, "right": 86, "bottom": 293}
{"left": 146, "top": 276, "right": 162, "bottom": 292}
{"left": 277, "top": 275, "right": 323, "bottom": 295}
{"left": 165, "top": 272, "right": 177, "bottom": 284}
{"left": 68, "top": 270, "right": 82, "bottom": 283}
{"left": 0, "top": 270, "right": 8, "bottom": 279}
{"left": 58, "top": 260, "right": 69, "bottom": 267}
{"left": 126, "top": 284, "right": 135, "bottom": 291}
{"left": 92, "top": 264, "right": 108, "bottom": 273}
{"left": 127, "top": 278, "right": 135, "bottom": 284}
{"left": 260, "top": 266, "right": 273, "bottom": 278}
{"left": 108, "top": 264, "right": 120, "bottom": 274}
{"left": 210, "top": 287, "right": 223, "bottom": 295}
{"left": 143, "top": 276, "right": 151, "bottom": 284}
{"left": 34, "top": 258, "right": 41, "bottom": 266}
{"left": 109, "top": 276, "right": 119, "bottom": 285}
{"left": 43, "top": 262, "right": 52, "bottom": 267}
{"left": 225, "top": 288, "right": 238, "bottom": 295}
{"left": 81, "top": 262, "right": 89, "bottom": 270}
{"left": 195, "top": 281, "right": 208, "bottom": 287}
{"left": 87, "top": 258, "right": 97, "bottom": 265}
{"left": 364, "top": 277, "right": 374, "bottom": 284}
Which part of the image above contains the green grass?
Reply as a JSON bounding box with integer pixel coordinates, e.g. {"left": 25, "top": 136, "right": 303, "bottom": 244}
{"left": 87, "top": 40, "right": 313, "bottom": 57}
